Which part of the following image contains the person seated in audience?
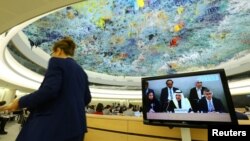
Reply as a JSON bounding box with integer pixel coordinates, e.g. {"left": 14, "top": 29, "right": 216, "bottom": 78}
{"left": 145, "top": 92, "right": 161, "bottom": 113}
{"left": 123, "top": 104, "right": 134, "bottom": 116}
{"left": 103, "top": 105, "right": 112, "bottom": 115}
{"left": 167, "top": 90, "right": 192, "bottom": 113}
{"left": 94, "top": 103, "right": 104, "bottom": 115}
{"left": 87, "top": 105, "right": 95, "bottom": 114}
{"left": 198, "top": 89, "right": 225, "bottom": 113}
{"left": 119, "top": 105, "right": 127, "bottom": 114}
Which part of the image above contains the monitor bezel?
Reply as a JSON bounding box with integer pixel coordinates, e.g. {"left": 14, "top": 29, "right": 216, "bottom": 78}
{"left": 141, "top": 69, "right": 238, "bottom": 128}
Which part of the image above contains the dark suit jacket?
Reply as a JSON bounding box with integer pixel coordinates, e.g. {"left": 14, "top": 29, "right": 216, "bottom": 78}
{"left": 145, "top": 99, "right": 161, "bottom": 113}
{"left": 17, "top": 58, "right": 91, "bottom": 141}
{"left": 189, "top": 87, "right": 207, "bottom": 112}
{"left": 160, "top": 87, "right": 179, "bottom": 112}
{"left": 198, "top": 97, "right": 225, "bottom": 113}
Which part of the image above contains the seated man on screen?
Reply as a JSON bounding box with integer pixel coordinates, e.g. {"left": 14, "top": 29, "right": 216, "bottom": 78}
{"left": 189, "top": 80, "right": 207, "bottom": 112}
{"left": 198, "top": 89, "right": 225, "bottom": 113}
{"left": 167, "top": 90, "right": 192, "bottom": 113}
{"left": 160, "top": 79, "right": 179, "bottom": 112}
{"left": 145, "top": 92, "right": 161, "bottom": 113}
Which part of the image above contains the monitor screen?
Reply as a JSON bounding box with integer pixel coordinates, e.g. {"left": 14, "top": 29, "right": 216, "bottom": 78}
{"left": 142, "top": 69, "right": 238, "bottom": 128}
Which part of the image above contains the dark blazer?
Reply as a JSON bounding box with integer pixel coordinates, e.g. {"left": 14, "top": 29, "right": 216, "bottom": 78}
{"left": 145, "top": 99, "right": 161, "bottom": 113}
{"left": 160, "top": 87, "right": 179, "bottom": 112}
{"left": 198, "top": 97, "right": 225, "bottom": 113}
{"left": 17, "top": 58, "right": 91, "bottom": 141}
{"left": 189, "top": 87, "right": 207, "bottom": 112}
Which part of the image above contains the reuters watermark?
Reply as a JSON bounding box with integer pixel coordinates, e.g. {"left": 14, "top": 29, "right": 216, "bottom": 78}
{"left": 208, "top": 125, "right": 249, "bottom": 140}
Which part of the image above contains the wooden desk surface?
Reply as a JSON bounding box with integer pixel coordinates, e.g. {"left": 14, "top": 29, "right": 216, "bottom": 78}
{"left": 86, "top": 114, "right": 250, "bottom": 141}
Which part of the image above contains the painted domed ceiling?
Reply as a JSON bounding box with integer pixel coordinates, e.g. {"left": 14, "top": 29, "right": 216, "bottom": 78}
{"left": 22, "top": 0, "right": 250, "bottom": 77}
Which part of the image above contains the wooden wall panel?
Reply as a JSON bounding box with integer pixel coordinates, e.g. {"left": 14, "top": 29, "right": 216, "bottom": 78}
{"left": 86, "top": 115, "right": 250, "bottom": 141}
{"left": 87, "top": 117, "right": 127, "bottom": 132}
{"left": 190, "top": 128, "right": 208, "bottom": 141}
{"left": 128, "top": 120, "right": 181, "bottom": 138}
{"left": 85, "top": 128, "right": 127, "bottom": 141}
{"left": 127, "top": 135, "right": 179, "bottom": 141}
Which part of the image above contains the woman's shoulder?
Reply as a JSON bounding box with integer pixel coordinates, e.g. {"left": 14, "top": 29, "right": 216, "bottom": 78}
{"left": 50, "top": 57, "right": 73, "bottom": 61}
{"left": 49, "top": 57, "right": 75, "bottom": 64}
{"left": 49, "top": 57, "right": 78, "bottom": 69}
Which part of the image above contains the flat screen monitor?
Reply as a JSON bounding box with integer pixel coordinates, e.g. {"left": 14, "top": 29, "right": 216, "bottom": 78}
{"left": 142, "top": 69, "right": 238, "bottom": 128}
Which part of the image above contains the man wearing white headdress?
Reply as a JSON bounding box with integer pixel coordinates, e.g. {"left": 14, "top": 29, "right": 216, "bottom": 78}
{"left": 167, "top": 90, "right": 192, "bottom": 113}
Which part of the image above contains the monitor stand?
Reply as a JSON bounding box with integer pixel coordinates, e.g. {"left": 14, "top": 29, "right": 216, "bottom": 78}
{"left": 181, "top": 128, "right": 191, "bottom": 141}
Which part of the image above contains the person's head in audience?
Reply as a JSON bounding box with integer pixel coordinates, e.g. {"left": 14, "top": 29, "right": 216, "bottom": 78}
{"left": 90, "top": 105, "right": 95, "bottom": 109}
{"left": 96, "top": 103, "right": 104, "bottom": 112}
{"left": 128, "top": 104, "right": 133, "bottom": 109}
{"left": 104, "top": 105, "right": 111, "bottom": 109}
{"left": 119, "top": 106, "right": 127, "bottom": 113}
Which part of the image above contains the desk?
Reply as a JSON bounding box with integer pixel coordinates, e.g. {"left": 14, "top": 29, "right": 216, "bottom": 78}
{"left": 85, "top": 114, "right": 250, "bottom": 141}
{"left": 238, "top": 120, "right": 250, "bottom": 125}
{"left": 86, "top": 114, "right": 207, "bottom": 141}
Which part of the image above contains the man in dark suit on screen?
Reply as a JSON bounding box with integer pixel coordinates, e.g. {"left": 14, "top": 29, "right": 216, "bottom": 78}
{"left": 198, "top": 89, "right": 225, "bottom": 113}
{"left": 189, "top": 81, "right": 207, "bottom": 112}
{"left": 160, "top": 79, "right": 179, "bottom": 112}
{"left": 143, "top": 81, "right": 154, "bottom": 96}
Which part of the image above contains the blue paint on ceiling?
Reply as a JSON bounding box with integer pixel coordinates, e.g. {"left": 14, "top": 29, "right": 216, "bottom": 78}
{"left": 23, "top": 0, "right": 250, "bottom": 76}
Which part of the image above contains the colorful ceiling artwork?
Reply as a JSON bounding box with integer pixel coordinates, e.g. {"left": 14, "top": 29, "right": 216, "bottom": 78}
{"left": 22, "top": 0, "right": 250, "bottom": 76}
